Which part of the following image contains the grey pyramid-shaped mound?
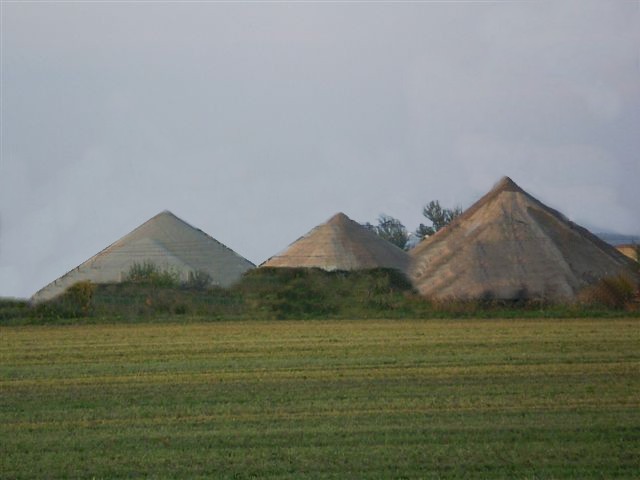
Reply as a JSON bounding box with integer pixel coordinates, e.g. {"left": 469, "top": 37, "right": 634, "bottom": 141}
{"left": 410, "top": 177, "right": 638, "bottom": 301}
{"left": 261, "top": 212, "right": 410, "bottom": 272}
{"left": 32, "top": 211, "right": 255, "bottom": 302}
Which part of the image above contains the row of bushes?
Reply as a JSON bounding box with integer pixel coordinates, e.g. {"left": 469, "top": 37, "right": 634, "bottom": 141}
{"left": 1, "top": 267, "right": 638, "bottom": 324}
{"left": 126, "top": 261, "right": 214, "bottom": 289}
{"left": 14, "top": 268, "right": 415, "bottom": 322}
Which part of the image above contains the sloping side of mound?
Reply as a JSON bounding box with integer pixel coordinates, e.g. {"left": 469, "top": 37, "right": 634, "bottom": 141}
{"left": 410, "top": 177, "right": 638, "bottom": 301}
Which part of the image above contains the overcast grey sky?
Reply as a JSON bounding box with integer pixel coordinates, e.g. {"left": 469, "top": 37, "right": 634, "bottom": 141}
{"left": 1, "top": 1, "right": 639, "bottom": 299}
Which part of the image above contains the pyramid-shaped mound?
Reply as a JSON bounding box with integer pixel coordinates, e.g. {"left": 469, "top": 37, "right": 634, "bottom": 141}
{"left": 31, "top": 211, "right": 255, "bottom": 302}
{"left": 261, "top": 212, "right": 410, "bottom": 272}
{"left": 410, "top": 177, "right": 639, "bottom": 301}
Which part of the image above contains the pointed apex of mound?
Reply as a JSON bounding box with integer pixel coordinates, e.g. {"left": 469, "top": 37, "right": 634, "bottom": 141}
{"left": 142, "top": 210, "right": 182, "bottom": 226}
{"left": 158, "top": 209, "right": 179, "bottom": 220}
{"left": 134, "top": 210, "right": 193, "bottom": 233}
{"left": 492, "top": 176, "right": 522, "bottom": 193}
{"left": 261, "top": 213, "right": 409, "bottom": 272}
{"left": 326, "top": 212, "right": 352, "bottom": 225}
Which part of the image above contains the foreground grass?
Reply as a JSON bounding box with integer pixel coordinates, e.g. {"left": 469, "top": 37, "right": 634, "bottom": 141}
{"left": 1, "top": 319, "right": 639, "bottom": 479}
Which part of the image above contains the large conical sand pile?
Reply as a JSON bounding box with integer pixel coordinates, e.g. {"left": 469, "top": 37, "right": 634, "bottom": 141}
{"left": 32, "top": 211, "right": 255, "bottom": 302}
{"left": 410, "top": 177, "right": 638, "bottom": 301}
{"left": 261, "top": 212, "right": 410, "bottom": 272}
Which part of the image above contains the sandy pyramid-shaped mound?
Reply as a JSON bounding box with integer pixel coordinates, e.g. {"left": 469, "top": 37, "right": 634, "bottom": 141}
{"left": 32, "top": 211, "right": 255, "bottom": 302}
{"left": 261, "top": 212, "right": 410, "bottom": 272}
{"left": 410, "top": 177, "right": 638, "bottom": 301}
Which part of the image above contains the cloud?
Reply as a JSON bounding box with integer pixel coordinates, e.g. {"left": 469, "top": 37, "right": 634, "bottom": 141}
{"left": 453, "top": 134, "right": 635, "bottom": 228}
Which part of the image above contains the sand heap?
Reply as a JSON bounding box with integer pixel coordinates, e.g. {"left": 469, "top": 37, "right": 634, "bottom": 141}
{"left": 32, "top": 211, "right": 255, "bottom": 302}
{"left": 261, "top": 212, "right": 410, "bottom": 272}
{"left": 410, "top": 177, "right": 638, "bottom": 301}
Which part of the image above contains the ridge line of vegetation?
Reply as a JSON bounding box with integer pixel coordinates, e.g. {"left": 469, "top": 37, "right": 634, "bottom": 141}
{"left": 2, "top": 264, "right": 638, "bottom": 325}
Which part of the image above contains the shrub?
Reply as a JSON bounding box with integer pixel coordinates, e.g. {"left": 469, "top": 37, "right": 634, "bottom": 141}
{"left": 28, "top": 281, "right": 96, "bottom": 320}
{"left": 64, "top": 281, "right": 96, "bottom": 315}
{"left": 183, "top": 270, "right": 213, "bottom": 290}
{"left": 270, "top": 277, "right": 336, "bottom": 319}
{"left": 126, "top": 261, "right": 158, "bottom": 281}
{"left": 233, "top": 267, "right": 415, "bottom": 319}
{"left": 0, "top": 298, "right": 30, "bottom": 321}
{"left": 126, "top": 261, "right": 180, "bottom": 287}
{"left": 173, "top": 304, "right": 189, "bottom": 315}
{"left": 578, "top": 274, "right": 638, "bottom": 310}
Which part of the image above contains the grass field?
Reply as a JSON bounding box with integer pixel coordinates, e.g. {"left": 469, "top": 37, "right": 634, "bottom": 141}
{"left": 1, "top": 318, "right": 639, "bottom": 479}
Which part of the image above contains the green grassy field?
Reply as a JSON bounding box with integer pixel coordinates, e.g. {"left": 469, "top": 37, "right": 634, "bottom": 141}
{"left": 1, "top": 318, "right": 639, "bottom": 479}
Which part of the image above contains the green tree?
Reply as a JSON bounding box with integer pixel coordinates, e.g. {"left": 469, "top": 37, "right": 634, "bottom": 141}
{"left": 372, "top": 214, "right": 409, "bottom": 250}
{"left": 416, "top": 200, "right": 462, "bottom": 239}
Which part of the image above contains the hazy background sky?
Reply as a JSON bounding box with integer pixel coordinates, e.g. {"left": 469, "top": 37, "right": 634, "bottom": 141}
{"left": 2, "top": 1, "right": 639, "bottom": 299}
